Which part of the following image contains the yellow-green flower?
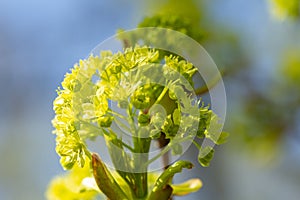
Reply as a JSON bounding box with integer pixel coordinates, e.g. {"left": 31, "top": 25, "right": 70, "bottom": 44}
{"left": 46, "top": 160, "right": 101, "bottom": 200}
{"left": 52, "top": 45, "right": 222, "bottom": 171}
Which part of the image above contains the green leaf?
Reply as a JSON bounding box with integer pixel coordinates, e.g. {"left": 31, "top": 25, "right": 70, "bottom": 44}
{"left": 198, "top": 146, "right": 215, "bottom": 167}
{"left": 206, "top": 130, "right": 229, "bottom": 145}
{"left": 148, "top": 160, "right": 193, "bottom": 200}
{"left": 216, "top": 131, "right": 229, "bottom": 145}
{"left": 172, "top": 108, "right": 181, "bottom": 125}
{"left": 92, "top": 153, "right": 130, "bottom": 200}
{"left": 172, "top": 178, "right": 202, "bottom": 196}
{"left": 147, "top": 185, "right": 173, "bottom": 200}
{"left": 197, "top": 107, "right": 212, "bottom": 138}
{"left": 204, "top": 113, "right": 224, "bottom": 145}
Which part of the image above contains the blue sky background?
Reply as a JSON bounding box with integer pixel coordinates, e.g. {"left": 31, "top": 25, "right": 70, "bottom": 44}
{"left": 0, "top": 0, "right": 300, "bottom": 199}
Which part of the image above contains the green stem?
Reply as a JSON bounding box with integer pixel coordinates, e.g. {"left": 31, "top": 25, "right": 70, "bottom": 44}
{"left": 192, "top": 140, "right": 202, "bottom": 150}
{"left": 144, "top": 142, "right": 171, "bottom": 167}
{"left": 112, "top": 117, "right": 132, "bottom": 133}
{"left": 127, "top": 103, "right": 137, "bottom": 134}
{"left": 131, "top": 135, "right": 151, "bottom": 199}
{"left": 143, "top": 136, "right": 193, "bottom": 167}
{"left": 154, "top": 87, "right": 169, "bottom": 105}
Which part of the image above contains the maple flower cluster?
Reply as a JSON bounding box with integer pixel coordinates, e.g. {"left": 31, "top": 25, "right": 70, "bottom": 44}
{"left": 52, "top": 46, "right": 225, "bottom": 172}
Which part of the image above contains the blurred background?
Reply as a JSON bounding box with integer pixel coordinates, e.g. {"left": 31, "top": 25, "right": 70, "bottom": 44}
{"left": 0, "top": 0, "right": 300, "bottom": 199}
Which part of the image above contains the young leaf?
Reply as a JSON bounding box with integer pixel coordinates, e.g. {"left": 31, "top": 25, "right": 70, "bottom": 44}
{"left": 172, "top": 178, "right": 202, "bottom": 196}
{"left": 216, "top": 131, "right": 229, "bottom": 145}
{"left": 148, "top": 160, "right": 193, "bottom": 200}
{"left": 92, "top": 153, "right": 130, "bottom": 200}
{"left": 147, "top": 185, "right": 173, "bottom": 200}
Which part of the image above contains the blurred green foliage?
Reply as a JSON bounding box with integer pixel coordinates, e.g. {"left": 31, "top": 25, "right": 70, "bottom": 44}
{"left": 228, "top": 47, "right": 300, "bottom": 162}
{"left": 268, "top": 0, "right": 300, "bottom": 20}
{"left": 139, "top": 0, "right": 300, "bottom": 164}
